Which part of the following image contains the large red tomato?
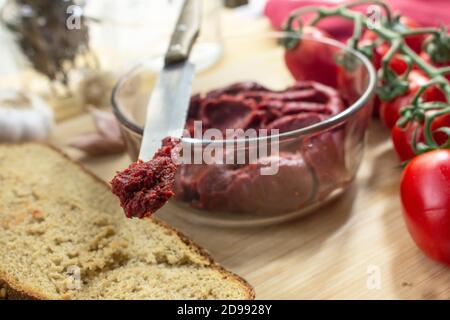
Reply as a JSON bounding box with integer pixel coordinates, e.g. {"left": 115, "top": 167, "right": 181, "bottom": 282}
{"left": 284, "top": 26, "right": 338, "bottom": 88}
{"left": 400, "top": 149, "right": 450, "bottom": 266}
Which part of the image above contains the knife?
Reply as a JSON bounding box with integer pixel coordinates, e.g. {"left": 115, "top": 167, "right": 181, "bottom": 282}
{"left": 139, "top": 0, "right": 201, "bottom": 161}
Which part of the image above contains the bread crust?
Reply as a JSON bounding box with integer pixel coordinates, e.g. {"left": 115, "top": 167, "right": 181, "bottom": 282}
{"left": 0, "top": 143, "right": 255, "bottom": 300}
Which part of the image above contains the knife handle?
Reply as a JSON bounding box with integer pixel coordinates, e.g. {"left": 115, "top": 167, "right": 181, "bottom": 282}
{"left": 164, "top": 0, "right": 201, "bottom": 66}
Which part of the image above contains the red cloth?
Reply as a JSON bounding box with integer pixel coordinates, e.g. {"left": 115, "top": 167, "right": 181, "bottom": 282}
{"left": 264, "top": 0, "right": 450, "bottom": 40}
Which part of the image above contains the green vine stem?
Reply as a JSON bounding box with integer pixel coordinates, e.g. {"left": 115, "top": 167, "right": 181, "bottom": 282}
{"left": 284, "top": 0, "right": 450, "bottom": 154}
{"left": 440, "top": 67, "right": 450, "bottom": 75}
{"left": 401, "top": 28, "right": 441, "bottom": 37}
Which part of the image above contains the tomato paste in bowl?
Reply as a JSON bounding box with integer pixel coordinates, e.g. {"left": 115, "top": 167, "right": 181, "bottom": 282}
{"left": 112, "top": 33, "right": 376, "bottom": 226}
{"left": 173, "top": 81, "right": 345, "bottom": 215}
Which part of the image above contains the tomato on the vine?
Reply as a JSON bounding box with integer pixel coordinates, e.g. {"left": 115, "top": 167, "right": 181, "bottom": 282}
{"left": 360, "top": 37, "right": 408, "bottom": 75}
{"left": 361, "top": 16, "right": 425, "bottom": 116}
{"left": 360, "top": 30, "right": 409, "bottom": 115}
{"left": 362, "top": 16, "right": 425, "bottom": 55}
{"left": 400, "top": 149, "right": 450, "bottom": 266}
{"left": 391, "top": 121, "right": 424, "bottom": 162}
{"left": 391, "top": 112, "right": 450, "bottom": 162}
{"left": 380, "top": 71, "right": 446, "bottom": 129}
{"left": 284, "top": 26, "right": 338, "bottom": 88}
{"left": 361, "top": 25, "right": 409, "bottom": 74}
{"left": 380, "top": 92, "right": 413, "bottom": 130}
{"left": 380, "top": 71, "right": 428, "bottom": 129}
{"left": 396, "top": 16, "right": 427, "bottom": 54}
{"left": 431, "top": 114, "right": 450, "bottom": 146}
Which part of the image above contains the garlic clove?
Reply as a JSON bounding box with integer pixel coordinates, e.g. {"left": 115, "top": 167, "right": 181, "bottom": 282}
{"left": 69, "top": 132, "right": 125, "bottom": 156}
{"left": 91, "top": 108, "right": 122, "bottom": 141}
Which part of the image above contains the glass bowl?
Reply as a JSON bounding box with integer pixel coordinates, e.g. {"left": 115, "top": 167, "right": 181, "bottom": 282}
{"left": 111, "top": 33, "right": 376, "bottom": 227}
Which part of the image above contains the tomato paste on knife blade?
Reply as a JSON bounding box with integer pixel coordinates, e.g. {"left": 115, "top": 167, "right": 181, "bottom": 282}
{"left": 111, "top": 137, "right": 179, "bottom": 219}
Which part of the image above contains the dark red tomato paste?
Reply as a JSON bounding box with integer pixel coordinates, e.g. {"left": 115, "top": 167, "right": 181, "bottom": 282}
{"left": 176, "top": 81, "right": 345, "bottom": 215}
{"left": 111, "top": 137, "right": 179, "bottom": 218}
{"left": 185, "top": 81, "right": 342, "bottom": 136}
{"left": 112, "top": 81, "right": 345, "bottom": 218}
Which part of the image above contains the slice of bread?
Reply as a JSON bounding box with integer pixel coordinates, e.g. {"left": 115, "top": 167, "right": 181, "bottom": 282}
{"left": 0, "top": 144, "right": 254, "bottom": 300}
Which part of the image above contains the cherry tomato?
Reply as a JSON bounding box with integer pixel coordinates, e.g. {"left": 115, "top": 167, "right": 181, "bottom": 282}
{"left": 363, "top": 17, "right": 425, "bottom": 55}
{"left": 380, "top": 71, "right": 446, "bottom": 129}
{"left": 360, "top": 30, "right": 408, "bottom": 74}
{"left": 361, "top": 16, "right": 425, "bottom": 63}
{"left": 400, "top": 149, "right": 450, "bottom": 266}
{"left": 284, "top": 26, "right": 338, "bottom": 88}
{"left": 391, "top": 110, "right": 450, "bottom": 162}
{"left": 391, "top": 121, "right": 424, "bottom": 162}
{"left": 360, "top": 31, "right": 409, "bottom": 116}
{"left": 380, "top": 94, "right": 412, "bottom": 129}
{"left": 397, "top": 16, "right": 426, "bottom": 54}
{"left": 380, "top": 71, "right": 427, "bottom": 129}
{"left": 432, "top": 114, "right": 450, "bottom": 146}
{"left": 361, "top": 16, "right": 424, "bottom": 116}
{"left": 370, "top": 42, "right": 408, "bottom": 75}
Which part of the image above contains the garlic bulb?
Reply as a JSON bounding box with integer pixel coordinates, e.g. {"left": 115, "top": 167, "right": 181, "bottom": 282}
{"left": 0, "top": 90, "right": 54, "bottom": 142}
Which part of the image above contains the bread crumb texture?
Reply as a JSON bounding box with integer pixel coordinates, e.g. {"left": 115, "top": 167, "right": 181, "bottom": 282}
{"left": 0, "top": 144, "right": 253, "bottom": 300}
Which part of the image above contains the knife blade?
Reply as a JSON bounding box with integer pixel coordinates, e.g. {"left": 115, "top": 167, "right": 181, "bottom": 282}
{"left": 139, "top": 0, "right": 200, "bottom": 161}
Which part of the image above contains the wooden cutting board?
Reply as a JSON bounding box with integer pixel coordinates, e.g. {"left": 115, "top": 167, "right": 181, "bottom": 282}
{"left": 49, "top": 11, "right": 450, "bottom": 300}
{"left": 53, "top": 117, "right": 450, "bottom": 299}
